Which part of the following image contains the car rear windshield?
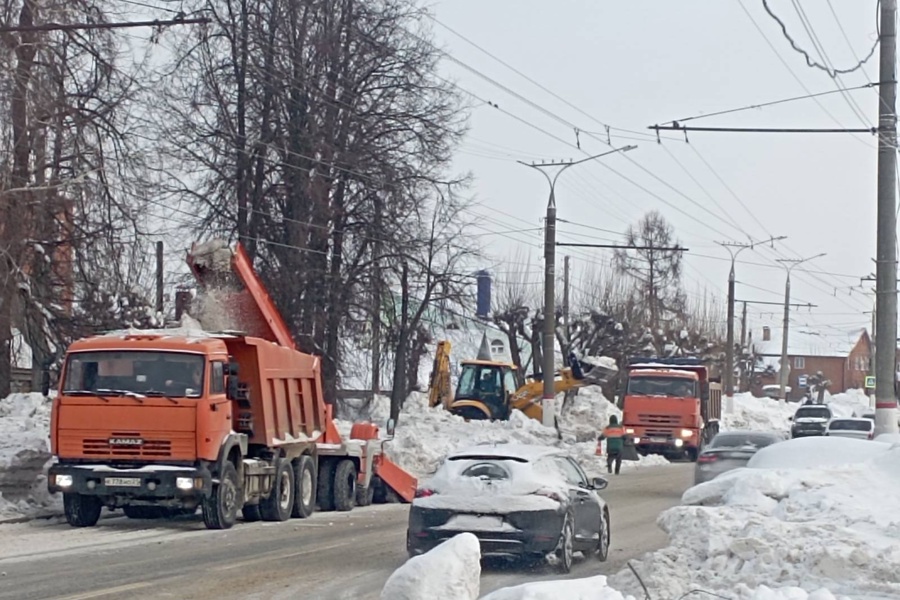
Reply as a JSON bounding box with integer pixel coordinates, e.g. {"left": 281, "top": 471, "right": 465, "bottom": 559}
{"left": 795, "top": 407, "right": 831, "bottom": 419}
{"left": 710, "top": 434, "right": 778, "bottom": 449}
{"left": 829, "top": 419, "right": 872, "bottom": 431}
{"left": 459, "top": 462, "right": 511, "bottom": 481}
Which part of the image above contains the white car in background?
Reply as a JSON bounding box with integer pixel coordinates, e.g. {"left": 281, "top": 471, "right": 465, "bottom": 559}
{"left": 826, "top": 417, "right": 875, "bottom": 441}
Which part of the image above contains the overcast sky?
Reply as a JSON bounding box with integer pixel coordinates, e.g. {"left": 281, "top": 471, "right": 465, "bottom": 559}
{"left": 430, "top": 0, "right": 881, "bottom": 341}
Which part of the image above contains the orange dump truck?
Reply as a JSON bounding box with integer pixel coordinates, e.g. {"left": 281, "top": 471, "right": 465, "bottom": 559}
{"left": 48, "top": 240, "right": 416, "bottom": 529}
{"left": 620, "top": 357, "right": 721, "bottom": 462}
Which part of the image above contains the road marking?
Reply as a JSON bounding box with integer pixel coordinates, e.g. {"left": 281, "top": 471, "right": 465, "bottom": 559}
{"left": 50, "top": 582, "right": 152, "bottom": 600}
{"left": 212, "top": 540, "right": 354, "bottom": 572}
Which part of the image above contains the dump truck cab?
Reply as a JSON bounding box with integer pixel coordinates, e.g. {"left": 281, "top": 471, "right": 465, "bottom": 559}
{"left": 621, "top": 358, "right": 721, "bottom": 461}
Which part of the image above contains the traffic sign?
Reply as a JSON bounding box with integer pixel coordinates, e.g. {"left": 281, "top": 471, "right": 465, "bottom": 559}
{"left": 865, "top": 375, "right": 876, "bottom": 389}
{"left": 798, "top": 375, "right": 808, "bottom": 388}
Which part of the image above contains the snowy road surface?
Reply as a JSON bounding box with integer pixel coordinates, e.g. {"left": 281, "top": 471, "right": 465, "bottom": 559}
{"left": 0, "top": 464, "right": 691, "bottom": 600}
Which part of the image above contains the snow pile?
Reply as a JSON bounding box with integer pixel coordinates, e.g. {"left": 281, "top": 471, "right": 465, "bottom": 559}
{"left": 380, "top": 533, "right": 481, "bottom": 600}
{"left": 190, "top": 239, "right": 233, "bottom": 272}
{"left": 0, "top": 393, "right": 58, "bottom": 520}
{"left": 609, "top": 436, "right": 900, "bottom": 599}
{"left": 480, "top": 576, "right": 634, "bottom": 600}
{"left": 722, "top": 393, "right": 794, "bottom": 434}
{"left": 826, "top": 389, "right": 872, "bottom": 418}
{"left": 339, "top": 389, "right": 665, "bottom": 481}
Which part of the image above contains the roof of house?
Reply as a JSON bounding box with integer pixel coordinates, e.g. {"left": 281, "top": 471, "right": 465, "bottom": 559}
{"left": 753, "top": 326, "right": 868, "bottom": 360}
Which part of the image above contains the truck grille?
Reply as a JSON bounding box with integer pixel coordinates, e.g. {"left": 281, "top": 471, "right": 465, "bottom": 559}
{"left": 638, "top": 414, "right": 681, "bottom": 425}
{"left": 82, "top": 432, "right": 173, "bottom": 458}
{"left": 643, "top": 429, "right": 674, "bottom": 438}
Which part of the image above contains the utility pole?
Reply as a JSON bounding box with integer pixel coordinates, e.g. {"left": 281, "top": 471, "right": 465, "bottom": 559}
{"left": 155, "top": 241, "right": 164, "bottom": 316}
{"left": 520, "top": 145, "right": 636, "bottom": 428}
{"left": 776, "top": 254, "right": 826, "bottom": 404}
{"left": 563, "top": 255, "right": 570, "bottom": 364}
{"left": 739, "top": 301, "right": 748, "bottom": 392}
{"left": 717, "top": 236, "right": 786, "bottom": 413}
{"left": 875, "top": 0, "right": 899, "bottom": 436}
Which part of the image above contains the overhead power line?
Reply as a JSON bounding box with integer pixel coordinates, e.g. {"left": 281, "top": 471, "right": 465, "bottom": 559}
{"left": 0, "top": 17, "right": 209, "bottom": 33}
{"left": 761, "top": 0, "right": 881, "bottom": 78}
{"left": 650, "top": 124, "right": 877, "bottom": 135}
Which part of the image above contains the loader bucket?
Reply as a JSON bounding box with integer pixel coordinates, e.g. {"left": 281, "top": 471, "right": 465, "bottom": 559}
{"left": 574, "top": 357, "right": 617, "bottom": 386}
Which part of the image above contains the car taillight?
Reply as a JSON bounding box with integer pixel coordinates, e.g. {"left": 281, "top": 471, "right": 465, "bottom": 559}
{"left": 533, "top": 488, "right": 565, "bottom": 503}
{"left": 697, "top": 454, "right": 718, "bottom": 463}
{"left": 414, "top": 488, "right": 436, "bottom": 498}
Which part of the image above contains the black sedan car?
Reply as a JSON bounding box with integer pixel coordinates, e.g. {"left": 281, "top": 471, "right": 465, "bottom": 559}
{"left": 406, "top": 444, "right": 610, "bottom": 573}
{"left": 694, "top": 430, "right": 784, "bottom": 484}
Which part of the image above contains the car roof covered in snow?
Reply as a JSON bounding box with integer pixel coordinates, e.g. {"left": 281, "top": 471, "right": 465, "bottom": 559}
{"left": 446, "top": 443, "right": 565, "bottom": 463}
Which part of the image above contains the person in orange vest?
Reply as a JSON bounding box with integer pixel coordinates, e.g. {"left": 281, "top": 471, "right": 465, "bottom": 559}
{"left": 597, "top": 415, "right": 626, "bottom": 475}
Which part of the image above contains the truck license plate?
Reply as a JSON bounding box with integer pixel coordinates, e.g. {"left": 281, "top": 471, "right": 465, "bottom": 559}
{"left": 105, "top": 477, "right": 141, "bottom": 487}
{"left": 650, "top": 437, "right": 667, "bottom": 443}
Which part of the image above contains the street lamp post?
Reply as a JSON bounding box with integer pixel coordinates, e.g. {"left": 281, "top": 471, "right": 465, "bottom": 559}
{"left": 519, "top": 145, "right": 636, "bottom": 428}
{"left": 776, "top": 253, "right": 826, "bottom": 405}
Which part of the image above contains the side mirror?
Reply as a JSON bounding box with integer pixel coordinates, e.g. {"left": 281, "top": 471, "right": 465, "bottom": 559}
{"left": 227, "top": 361, "right": 240, "bottom": 376}
{"left": 591, "top": 477, "right": 608, "bottom": 491}
{"left": 386, "top": 418, "right": 396, "bottom": 438}
{"left": 41, "top": 368, "right": 51, "bottom": 397}
{"left": 226, "top": 376, "right": 239, "bottom": 400}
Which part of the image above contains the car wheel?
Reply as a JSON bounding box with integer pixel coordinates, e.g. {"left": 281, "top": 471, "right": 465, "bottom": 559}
{"left": 597, "top": 508, "right": 610, "bottom": 562}
{"left": 555, "top": 516, "right": 574, "bottom": 573}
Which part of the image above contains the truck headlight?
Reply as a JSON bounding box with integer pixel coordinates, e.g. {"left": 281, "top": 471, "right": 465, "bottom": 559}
{"left": 633, "top": 437, "right": 641, "bottom": 444}
{"left": 680, "top": 429, "right": 693, "bottom": 438}
{"left": 55, "top": 474, "right": 74, "bottom": 488}
{"left": 176, "top": 477, "right": 194, "bottom": 490}
{"left": 625, "top": 428, "right": 635, "bottom": 434}
{"left": 674, "top": 439, "right": 684, "bottom": 448}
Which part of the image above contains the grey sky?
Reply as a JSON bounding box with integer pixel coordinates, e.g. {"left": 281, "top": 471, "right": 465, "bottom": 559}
{"left": 431, "top": 0, "right": 880, "bottom": 340}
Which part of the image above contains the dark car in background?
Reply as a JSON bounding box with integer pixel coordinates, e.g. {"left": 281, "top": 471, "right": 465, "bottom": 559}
{"left": 694, "top": 430, "right": 783, "bottom": 484}
{"left": 406, "top": 444, "right": 610, "bottom": 573}
{"left": 790, "top": 405, "right": 833, "bottom": 439}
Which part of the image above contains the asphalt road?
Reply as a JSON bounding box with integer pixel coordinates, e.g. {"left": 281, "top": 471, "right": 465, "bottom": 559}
{"left": 0, "top": 463, "right": 692, "bottom": 600}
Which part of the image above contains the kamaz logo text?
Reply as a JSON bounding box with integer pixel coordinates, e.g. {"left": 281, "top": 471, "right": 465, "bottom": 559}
{"left": 108, "top": 438, "right": 144, "bottom": 446}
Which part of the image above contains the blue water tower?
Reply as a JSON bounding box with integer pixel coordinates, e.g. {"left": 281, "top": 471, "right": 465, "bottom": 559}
{"left": 476, "top": 270, "right": 491, "bottom": 319}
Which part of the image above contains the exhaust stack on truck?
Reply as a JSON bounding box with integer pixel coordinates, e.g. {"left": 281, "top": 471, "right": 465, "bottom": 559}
{"left": 48, "top": 239, "right": 416, "bottom": 529}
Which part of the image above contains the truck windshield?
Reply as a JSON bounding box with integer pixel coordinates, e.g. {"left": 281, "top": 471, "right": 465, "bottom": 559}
{"left": 627, "top": 376, "right": 697, "bottom": 398}
{"left": 63, "top": 351, "right": 205, "bottom": 398}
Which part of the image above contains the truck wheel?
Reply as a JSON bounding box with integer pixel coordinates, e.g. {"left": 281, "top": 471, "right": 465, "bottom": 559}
{"left": 202, "top": 462, "right": 240, "bottom": 530}
{"left": 292, "top": 456, "right": 316, "bottom": 519}
{"left": 333, "top": 459, "right": 357, "bottom": 512}
{"left": 63, "top": 493, "right": 102, "bottom": 528}
{"left": 241, "top": 504, "right": 261, "bottom": 522}
{"left": 317, "top": 460, "right": 336, "bottom": 511}
{"left": 260, "top": 460, "right": 294, "bottom": 522}
{"left": 686, "top": 448, "right": 699, "bottom": 462}
{"left": 356, "top": 483, "right": 375, "bottom": 507}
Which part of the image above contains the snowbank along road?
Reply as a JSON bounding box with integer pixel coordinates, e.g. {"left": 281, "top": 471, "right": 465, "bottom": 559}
{"left": 0, "top": 463, "right": 691, "bottom": 600}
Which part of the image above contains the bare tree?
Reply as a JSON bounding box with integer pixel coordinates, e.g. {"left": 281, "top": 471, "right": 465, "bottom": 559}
{"left": 157, "top": 0, "right": 469, "bottom": 404}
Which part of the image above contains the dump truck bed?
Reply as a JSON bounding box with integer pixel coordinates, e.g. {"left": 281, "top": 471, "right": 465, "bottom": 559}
{"left": 224, "top": 336, "right": 329, "bottom": 447}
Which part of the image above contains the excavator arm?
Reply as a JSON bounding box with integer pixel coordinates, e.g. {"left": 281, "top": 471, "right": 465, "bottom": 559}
{"left": 509, "top": 356, "right": 615, "bottom": 422}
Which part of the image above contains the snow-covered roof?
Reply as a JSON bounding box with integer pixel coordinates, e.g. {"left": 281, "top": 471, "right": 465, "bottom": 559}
{"left": 752, "top": 326, "right": 867, "bottom": 359}
{"left": 447, "top": 443, "right": 564, "bottom": 463}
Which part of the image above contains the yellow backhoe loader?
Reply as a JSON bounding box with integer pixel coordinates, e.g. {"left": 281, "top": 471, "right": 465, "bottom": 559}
{"left": 428, "top": 333, "right": 613, "bottom": 422}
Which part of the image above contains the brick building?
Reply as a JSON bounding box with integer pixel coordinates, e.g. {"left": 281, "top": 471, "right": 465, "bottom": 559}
{"left": 750, "top": 325, "right": 871, "bottom": 400}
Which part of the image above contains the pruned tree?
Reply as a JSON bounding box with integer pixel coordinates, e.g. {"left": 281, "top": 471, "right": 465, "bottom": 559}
{"left": 614, "top": 211, "right": 686, "bottom": 343}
